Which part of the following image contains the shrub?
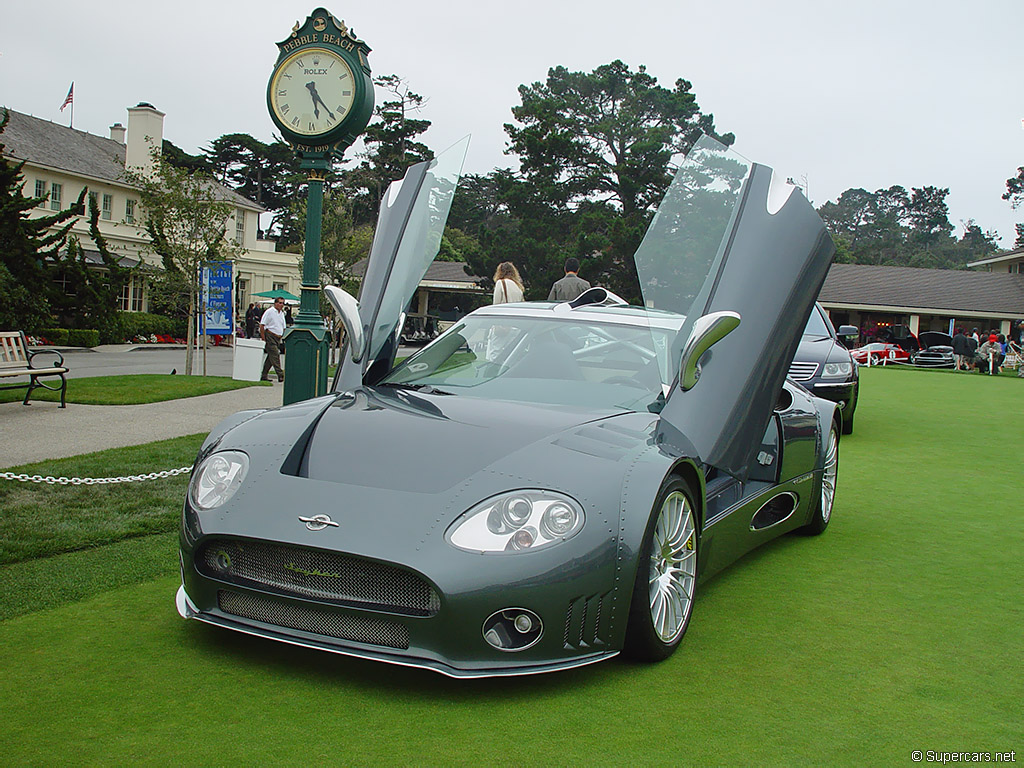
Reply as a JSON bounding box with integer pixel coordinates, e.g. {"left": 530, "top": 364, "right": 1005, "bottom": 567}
{"left": 66, "top": 329, "right": 100, "bottom": 348}
{"left": 116, "top": 312, "right": 187, "bottom": 341}
{"left": 40, "top": 328, "right": 70, "bottom": 346}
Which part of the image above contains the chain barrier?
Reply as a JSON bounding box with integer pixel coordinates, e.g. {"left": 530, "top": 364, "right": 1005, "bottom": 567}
{"left": 0, "top": 466, "right": 193, "bottom": 486}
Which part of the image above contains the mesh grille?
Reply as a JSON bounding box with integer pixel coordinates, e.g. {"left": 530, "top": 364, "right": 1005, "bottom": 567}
{"left": 218, "top": 590, "right": 409, "bottom": 649}
{"left": 788, "top": 361, "right": 818, "bottom": 381}
{"left": 198, "top": 539, "right": 440, "bottom": 616}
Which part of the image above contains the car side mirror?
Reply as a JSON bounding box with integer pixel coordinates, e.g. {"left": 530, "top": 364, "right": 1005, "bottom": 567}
{"left": 679, "top": 311, "right": 741, "bottom": 391}
{"left": 837, "top": 325, "right": 858, "bottom": 338}
{"left": 324, "top": 285, "right": 365, "bottom": 363}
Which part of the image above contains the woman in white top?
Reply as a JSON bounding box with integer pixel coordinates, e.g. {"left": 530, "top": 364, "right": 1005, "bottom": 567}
{"left": 492, "top": 261, "right": 525, "bottom": 304}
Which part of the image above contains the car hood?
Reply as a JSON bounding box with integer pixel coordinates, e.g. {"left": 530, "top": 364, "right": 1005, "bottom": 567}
{"left": 919, "top": 331, "right": 952, "bottom": 349}
{"left": 299, "top": 387, "right": 643, "bottom": 494}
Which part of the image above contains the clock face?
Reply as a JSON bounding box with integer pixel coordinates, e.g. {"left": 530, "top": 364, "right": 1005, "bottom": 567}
{"left": 270, "top": 47, "right": 356, "bottom": 137}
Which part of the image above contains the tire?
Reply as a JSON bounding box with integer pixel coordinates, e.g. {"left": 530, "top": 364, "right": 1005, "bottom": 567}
{"left": 623, "top": 478, "right": 699, "bottom": 662}
{"left": 841, "top": 382, "right": 858, "bottom": 435}
{"left": 799, "top": 420, "right": 839, "bottom": 536}
{"left": 841, "top": 409, "right": 854, "bottom": 435}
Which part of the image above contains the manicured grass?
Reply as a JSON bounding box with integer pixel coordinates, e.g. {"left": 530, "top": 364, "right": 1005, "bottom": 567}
{"left": 0, "top": 532, "right": 178, "bottom": 621}
{"left": 0, "top": 367, "right": 1021, "bottom": 764}
{"left": 0, "top": 373, "right": 271, "bottom": 405}
{"left": 0, "top": 434, "right": 204, "bottom": 564}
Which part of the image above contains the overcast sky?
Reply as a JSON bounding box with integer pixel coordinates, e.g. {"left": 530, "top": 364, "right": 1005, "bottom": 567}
{"left": 3, "top": 0, "right": 1022, "bottom": 246}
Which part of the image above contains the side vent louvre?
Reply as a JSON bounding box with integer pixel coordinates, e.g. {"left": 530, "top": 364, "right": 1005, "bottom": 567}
{"left": 563, "top": 592, "right": 610, "bottom": 649}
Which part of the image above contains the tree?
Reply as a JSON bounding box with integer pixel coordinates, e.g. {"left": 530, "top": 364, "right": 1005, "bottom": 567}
{"left": 905, "top": 185, "right": 953, "bottom": 246}
{"left": 958, "top": 219, "right": 999, "bottom": 260}
{"left": 1003, "top": 166, "right": 1024, "bottom": 209}
{"left": 126, "top": 151, "right": 242, "bottom": 375}
{"left": 818, "top": 185, "right": 995, "bottom": 269}
{"left": 505, "top": 60, "right": 733, "bottom": 217}
{"left": 347, "top": 74, "right": 433, "bottom": 225}
{"left": 162, "top": 139, "right": 212, "bottom": 173}
{"left": 816, "top": 188, "right": 874, "bottom": 249}
{"left": 0, "top": 109, "right": 85, "bottom": 330}
{"left": 489, "top": 60, "right": 733, "bottom": 300}
{"left": 1004, "top": 167, "right": 1023, "bottom": 248}
{"left": 203, "top": 133, "right": 301, "bottom": 236}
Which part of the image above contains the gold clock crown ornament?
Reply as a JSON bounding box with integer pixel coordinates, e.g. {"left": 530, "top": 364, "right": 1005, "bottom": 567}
{"left": 268, "top": 7, "right": 374, "bottom": 156}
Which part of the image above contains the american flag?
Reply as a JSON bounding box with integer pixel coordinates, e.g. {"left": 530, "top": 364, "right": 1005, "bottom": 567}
{"left": 60, "top": 83, "right": 74, "bottom": 112}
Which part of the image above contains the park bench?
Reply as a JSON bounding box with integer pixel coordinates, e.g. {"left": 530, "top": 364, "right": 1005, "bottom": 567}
{"left": 0, "top": 331, "right": 69, "bottom": 407}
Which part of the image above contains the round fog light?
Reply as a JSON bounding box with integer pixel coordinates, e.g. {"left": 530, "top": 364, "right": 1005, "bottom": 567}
{"left": 482, "top": 608, "right": 543, "bottom": 652}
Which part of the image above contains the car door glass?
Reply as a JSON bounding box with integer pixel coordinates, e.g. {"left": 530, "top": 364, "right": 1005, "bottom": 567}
{"left": 633, "top": 135, "right": 752, "bottom": 384}
{"left": 365, "top": 137, "right": 470, "bottom": 364}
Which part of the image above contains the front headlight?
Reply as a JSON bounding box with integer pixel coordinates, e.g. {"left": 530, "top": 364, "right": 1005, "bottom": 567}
{"left": 189, "top": 451, "right": 249, "bottom": 511}
{"left": 822, "top": 362, "right": 853, "bottom": 378}
{"left": 447, "top": 490, "right": 585, "bottom": 553}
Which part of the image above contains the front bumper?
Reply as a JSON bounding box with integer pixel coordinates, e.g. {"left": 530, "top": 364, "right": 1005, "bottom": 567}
{"left": 176, "top": 584, "right": 616, "bottom": 678}
{"left": 177, "top": 481, "right": 627, "bottom": 678}
{"left": 807, "top": 377, "right": 857, "bottom": 411}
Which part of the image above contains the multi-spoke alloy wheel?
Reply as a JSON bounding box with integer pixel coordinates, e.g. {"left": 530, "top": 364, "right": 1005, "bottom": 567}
{"left": 649, "top": 490, "right": 697, "bottom": 643}
{"left": 820, "top": 426, "right": 838, "bottom": 524}
{"left": 625, "top": 478, "right": 698, "bottom": 661}
{"left": 800, "top": 421, "right": 840, "bottom": 536}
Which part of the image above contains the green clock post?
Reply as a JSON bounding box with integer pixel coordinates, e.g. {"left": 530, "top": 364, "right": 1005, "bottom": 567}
{"left": 267, "top": 8, "right": 374, "bottom": 404}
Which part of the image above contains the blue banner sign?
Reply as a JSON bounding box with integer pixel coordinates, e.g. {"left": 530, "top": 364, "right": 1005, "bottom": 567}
{"left": 202, "top": 262, "right": 234, "bottom": 335}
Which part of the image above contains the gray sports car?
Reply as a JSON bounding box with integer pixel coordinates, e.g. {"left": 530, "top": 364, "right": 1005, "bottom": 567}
{"left": 176, "top": 136, "right": 841, "bottom": 677}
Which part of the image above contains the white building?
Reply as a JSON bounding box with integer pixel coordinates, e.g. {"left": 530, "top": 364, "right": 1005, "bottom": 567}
{"left": 1, "top": 103, "right": 300, "bottom": 317}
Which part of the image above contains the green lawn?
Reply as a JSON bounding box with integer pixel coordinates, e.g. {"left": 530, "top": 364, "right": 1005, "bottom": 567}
{"left": 0, "top": 373, "right": 270, "bottom": 405}
{"left": 0, "top": 366, "right": 1021, "bottom": 764}
{"left": 0, "top": 434, "right": 204, "bottom": 567}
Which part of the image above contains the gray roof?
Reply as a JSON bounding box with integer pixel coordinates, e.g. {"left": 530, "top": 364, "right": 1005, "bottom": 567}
{"left": 966, "top": 246, "right": 1024, "bottom": 268}
{"left": 1, "top": 108, "right": 260, "bottom": 211}
{"left": 820, "top": 263, "right": 1024, "bottom": 316}
{"left": 349, "top": 258, "right": 483, "bottom": 285}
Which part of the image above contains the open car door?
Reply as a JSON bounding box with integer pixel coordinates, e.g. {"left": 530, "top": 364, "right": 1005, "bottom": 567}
{"left": 636, "top": 136, "right": 835, "bottom": 480}
{"left": 336, "top": 137, "right": 469, "bottom": 390}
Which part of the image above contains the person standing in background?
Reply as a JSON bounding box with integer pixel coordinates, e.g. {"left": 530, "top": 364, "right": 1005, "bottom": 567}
{"left": 245, "top": 303, "right": 258, "bottom": 338}
{"left": 548, "top": 257, "right": 590, "bottom": 302}
{"left": 492, "top": 262, "right": 525, "bottom": 304}
{"left": 259, "top": 297, "right": 287, "bottom": 382}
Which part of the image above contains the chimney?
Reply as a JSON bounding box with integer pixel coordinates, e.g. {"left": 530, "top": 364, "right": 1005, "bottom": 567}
{"left": 125, "top": 102, "right": 165, "bottom": 176}
{"left": 109, "top": 123, "right": 126, "bottom": 143}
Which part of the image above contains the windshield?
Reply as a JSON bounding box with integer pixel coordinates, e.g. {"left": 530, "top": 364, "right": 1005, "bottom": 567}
{"left": 382, "top": 312, "right": 678, "bottom": 411}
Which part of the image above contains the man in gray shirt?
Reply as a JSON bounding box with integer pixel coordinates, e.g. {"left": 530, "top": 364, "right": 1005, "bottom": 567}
{"left": 548, "top": 257, "right": 591, "bottom": 301}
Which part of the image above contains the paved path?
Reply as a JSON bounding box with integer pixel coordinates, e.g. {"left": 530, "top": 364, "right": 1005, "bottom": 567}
{"left": 0, "top": 385, "right": 284, "bottom": 468}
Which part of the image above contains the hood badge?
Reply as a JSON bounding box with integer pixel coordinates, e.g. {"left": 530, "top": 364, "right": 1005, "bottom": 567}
{"left": 298, "top": 514, "right": 339, "bottom": 531}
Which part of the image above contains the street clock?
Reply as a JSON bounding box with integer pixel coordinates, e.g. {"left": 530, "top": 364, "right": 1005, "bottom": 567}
{"left": 267, "top": 8, "right": 374, "bottom": 155}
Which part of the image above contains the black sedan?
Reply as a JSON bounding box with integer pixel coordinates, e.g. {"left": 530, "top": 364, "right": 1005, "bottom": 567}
{"left": 788, "top": 303, "right": 859, "bottom": 434}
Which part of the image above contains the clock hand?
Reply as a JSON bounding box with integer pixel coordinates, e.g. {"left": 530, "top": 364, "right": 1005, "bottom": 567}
{"left": 305, "top": 81, "right": 336, "bottom": 122}
{"left": 305, "top": 81, "right": 321, "bottom": 119}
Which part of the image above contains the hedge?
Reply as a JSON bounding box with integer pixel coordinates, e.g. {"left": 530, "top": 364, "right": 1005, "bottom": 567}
{"left": 66, "top": 329, "right": 100, "bottom": 348}
{"left": 116, "top": 312, "right": 187, "bottom": 341}
{"left": 40, "top": 328, "right": 70, "bottom": 346}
